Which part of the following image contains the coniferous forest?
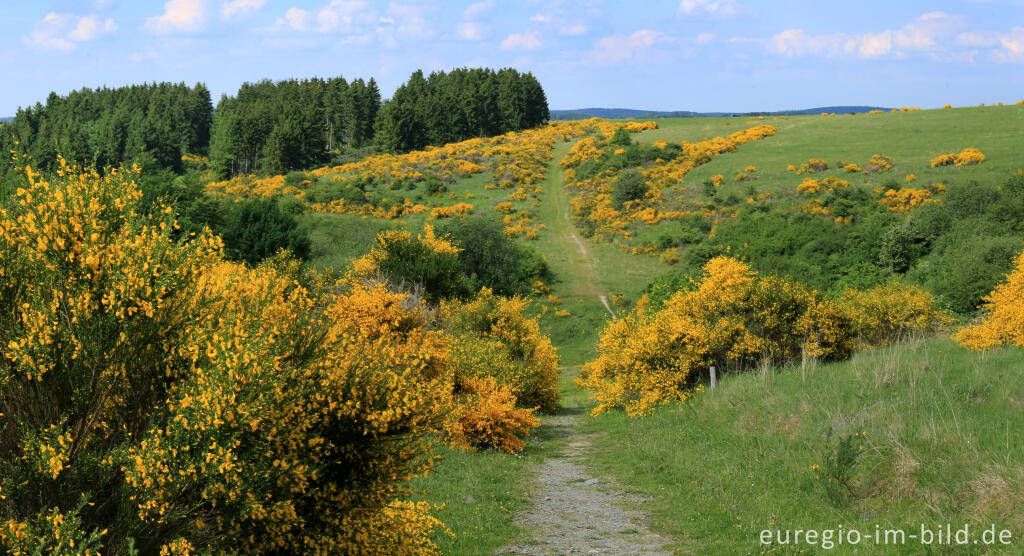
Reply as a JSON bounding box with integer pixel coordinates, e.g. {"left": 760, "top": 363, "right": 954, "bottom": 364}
{"left": 0, "top": 67, "right": 550, "bottom": 181}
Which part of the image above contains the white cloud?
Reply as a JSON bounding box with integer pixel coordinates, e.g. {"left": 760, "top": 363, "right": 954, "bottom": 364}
{"left": 457, "top": 21, "right": 488, "bottom": 40}
{"left": 383, "top": 3, "right": 433, "bottom": 39}
{"left": 591, "top": 29, "right": 671, "bottom": 64}
{"left": 767, "top": 12, "right": 968, "bottom": 59}
{"left": 24, "top": 12, "right": 117, "bottom": 52}
{"left": 278, "top": 7, "right": 310, "bottom": 30}
{"left": 954, "top": 27, "right": 1024, "bottom": 63}
{"left": 956, "top": 30, "right": 1000, "bottom": 47}
{"left": 145, "top": 0, "right": 205, "bottom": 34}
{"left": 463, "top": 0, "right": 493, "bottom": 20}
{"left": 531, "top": 14, "right": 548, "bottom": 23}
{"left": 678, "top": 0, "right": 737, "bottom": 17}
{"left": 222, "top": 0, "right": 265, "bottom": 20}
{"left": 69, "top": 15, "right": 118, "bottom": 41}
{"left": 894, "top": 12, "right": 964, "bottom": 50}
{"left": 993, "top": 26, "right": 1024, "bottom": 62}
{"left": 559, "top": 22, "right": 588, "bottom": 36}
{"left": 376, "top": 2, "right": 433, "bottom": 47}
{"left": 501, "top": 30, "right": 542, "bottom": 51}
{"left": 315, "top": 0, "right": 371, "bottom": 32}
{"left": 696, "top": 31, "right": 716, "bottom": 45}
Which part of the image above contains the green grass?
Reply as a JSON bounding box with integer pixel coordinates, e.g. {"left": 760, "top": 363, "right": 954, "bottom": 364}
{"left": 604, "top": 106, "right": 1024, "bottom": 253}
{"left": 579, "top": 338, "right": 1024, "bottom": 555}
{"left": 300, "top": 212, "right": 394, "bottom": 270}
{"left": 532, "top": 139, "right": 669, "bottom": 365}
{"left": 633, "top": 106, "right": 1024, "bottom": 194}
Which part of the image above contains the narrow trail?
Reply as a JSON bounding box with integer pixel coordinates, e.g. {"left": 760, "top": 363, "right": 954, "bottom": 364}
{"left": 543, "top": 143, "right": 616, "bottom": 321}
{"left": 500, "top": 141, "right": 672, "bottom": 554}
{"left": 499, "top": 409, "right": 672, "bottom": 555}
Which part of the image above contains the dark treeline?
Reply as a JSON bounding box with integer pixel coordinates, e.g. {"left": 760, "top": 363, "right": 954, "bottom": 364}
{"left": 374, "top": 68, "right": 549, "bottom": 153}
{"left": 0, "top": 82, "right": 212, "bottom": 175}
{"left": 209, "top": 77, "right": 381, "bottom": 178}
{"left": 1, "top": 67, "right": 549, "bottom": 179}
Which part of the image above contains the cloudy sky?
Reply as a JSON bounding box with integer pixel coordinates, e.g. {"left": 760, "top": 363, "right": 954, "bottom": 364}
{"left": 3, "top": 0, "right": 1023, "bottom": 115}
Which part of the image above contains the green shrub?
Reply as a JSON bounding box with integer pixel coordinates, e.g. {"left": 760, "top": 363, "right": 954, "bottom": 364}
{"left": 611, "top": 168, "right": 647, "bottom": 208}
{"left": 355, "top": 226, "right": 469, "bottom": 301}
{"left": 218, "top": 197, "right": 312, "bottom": 265}
{"left": 438, "top": 215, "right": 551, "bottom": 296}
{"left": 609, "top": 127, "right": 631, "bottom": 146}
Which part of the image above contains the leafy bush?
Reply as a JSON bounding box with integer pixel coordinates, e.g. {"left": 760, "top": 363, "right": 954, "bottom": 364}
{"left": 441, "top": 288, "right": 560, "bottom": 413}
{"left": 218, "top": 197, "right": 311, "bottom": 265}
{"left": 0, "top": 163, "right": 449, "bottom": 554}
{"left": 878, "top": 219, "right": 930, "bottom": 273}
{"left": 956, "top": 249, "right": 1024, "bottom": 350}
{"left": 351, "top": 225, "right": 468, "bottom": 301}
{"left": 685, "top": 208, "right": 898, "bottom": 294}
{"left": 611, "top": 168, "right": 647, "bottom": 209}
{"left": 446, "top": 376, "right": 539, "bottom": 454}
{"left": 578, "top": 257, "right": 853, "bottom": 416}
{"left": 284, "top": 170, "right": 307, "bottom": 188}
{"left": 438, "top": 215, "right": 551, "bottom": 296}
{"left": 840, "top": 281, "right": 949, "bottom": 347}
{"left": 609, "top": 126, "right": 632, "bottom": 146}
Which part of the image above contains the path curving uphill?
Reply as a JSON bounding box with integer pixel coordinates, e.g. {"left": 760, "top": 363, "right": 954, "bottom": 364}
{"left": 499, "top": 139, "right": 673, "bottom": 555}
{"left": 540, "top": 140, "right": 616, "bottom": 321}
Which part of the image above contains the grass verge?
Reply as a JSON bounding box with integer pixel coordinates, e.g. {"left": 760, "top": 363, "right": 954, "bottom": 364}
{"left": 579, "top": 338, "right": 1024, "bottom": 555}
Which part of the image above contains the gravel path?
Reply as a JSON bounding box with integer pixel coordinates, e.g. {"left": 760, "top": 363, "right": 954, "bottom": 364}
{"left": 499, "top": 414, "right": 672, "bottom": 555}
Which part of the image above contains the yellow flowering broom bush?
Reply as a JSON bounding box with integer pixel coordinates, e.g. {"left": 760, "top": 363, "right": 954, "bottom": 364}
{"left": 840, "top": 281, "right": 950, "bottom": 347}
{"left": 577, "top": 257, "right": 852, "bottom": 416}
{"left": 445, "top": 376, "right": 540, "bottom": 454}
{"left": 0, "top": 162, "right": 452, "bottom": 554}
{"left": 956, "top": 250, "right": 1024, "bottom": 350}
{"left": 441, "top": 288, "right": 560, "bottom": 414}
{"left": 931, "top": 148, "right": 986, "bottom": 167}
{"left": 349, "top": 225, "right": 468, "bottom": 301}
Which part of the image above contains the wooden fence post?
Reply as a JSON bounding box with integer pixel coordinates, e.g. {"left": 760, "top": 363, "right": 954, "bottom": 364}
{"left": 710, "top": 365, "right": 717, "bottom": 390}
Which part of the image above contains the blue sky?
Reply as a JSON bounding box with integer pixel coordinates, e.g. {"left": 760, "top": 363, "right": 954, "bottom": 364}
{"left": 3, "top": 0, "right": 1023, "bottom": 115}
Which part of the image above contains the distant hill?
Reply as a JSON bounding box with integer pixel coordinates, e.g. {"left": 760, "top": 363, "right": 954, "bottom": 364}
{"left": 550, "top": 106, "right": 892, "bottom": 120}
{"left": 0, "top": 117, "right": 12, "bottom": 124}
{"left": 550, "top": 108, "right": 700, "bottom": 120}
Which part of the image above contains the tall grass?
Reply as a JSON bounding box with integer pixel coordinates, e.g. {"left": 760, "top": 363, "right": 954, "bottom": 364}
{"left": 580, "top": 339, "right": 1024, "bottom": 554}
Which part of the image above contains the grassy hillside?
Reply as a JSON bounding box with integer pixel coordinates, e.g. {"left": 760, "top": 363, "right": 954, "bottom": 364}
{"left": 580, "top": 339, "right": 1024, "bottom": 554}
{"left": 187, "top": 105, "right": 1024, "bottom": 554}
{"left": 633, "top": 106, "right": 1023, "bottom": 192}
{"left": 561, "top": 105, "right": 1024, "bottom": 313}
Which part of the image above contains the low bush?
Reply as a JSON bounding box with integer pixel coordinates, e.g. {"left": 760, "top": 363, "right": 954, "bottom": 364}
{"left": 446, "top": 376, "right": 540, "bottom": 454}
{"left": 439, "top": 215, "right": 552, "bottom": 296}
{"left": 441, "top": 288, "right": 560, "bottom": 413}
{"left": 840, "top": 281, "right": 949, "bottom": 347}
{"left": 956, "top": 249, "right": 1024, "bottom": 349}
{"left": 611, "top": 168, "right": 648, "bottom": 209}
{"left": 218, "top": 197, "right": 312, "bottom": 265}
{"left": 578, "top": 257, "right": 853, "bottom": 416}
{"left": 350, "top": 225, "right": 468, "bottom": 301}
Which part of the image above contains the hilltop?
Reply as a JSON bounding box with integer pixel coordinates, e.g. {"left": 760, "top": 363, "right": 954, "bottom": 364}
{"left": 551, "top": 105, "right": 892, "bottom": 120}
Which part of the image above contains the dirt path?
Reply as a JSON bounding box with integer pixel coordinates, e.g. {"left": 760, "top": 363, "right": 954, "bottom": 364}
{"left": 499, "top": 411, "right": 671, "bottom": 555}
{"left": 541, "top": 142, "right": 616, "bottom": 321}
{"left": 498, "top": 141, "right": 671, "bottom": 554}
